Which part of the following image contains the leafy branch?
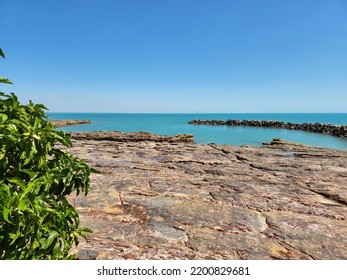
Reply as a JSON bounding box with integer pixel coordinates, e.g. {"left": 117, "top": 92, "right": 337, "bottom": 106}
{"left": 0, "top": 48, "right": 93, "bottom": 259}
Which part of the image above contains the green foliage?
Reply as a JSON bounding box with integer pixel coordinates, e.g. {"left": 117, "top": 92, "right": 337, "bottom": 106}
{"left": 0, "top": 48, "right": 13, "bottom": 85}
{"left": 0, "top": 49, "right": 93, "bottom": 259}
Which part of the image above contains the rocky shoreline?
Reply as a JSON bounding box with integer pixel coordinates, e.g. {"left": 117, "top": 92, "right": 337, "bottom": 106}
{"left": 63, "top": 131, "right": 347, "bottom": 260}
{"left": 71, "top": 131, "right": 194, "bottom": 143}
{"left": 188, "top": 119, "right": 347, "bottom": 138}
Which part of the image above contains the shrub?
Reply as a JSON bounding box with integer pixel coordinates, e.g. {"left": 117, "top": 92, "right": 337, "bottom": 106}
{"left": 0, "top": 49, "right": 93, "bottom": 259}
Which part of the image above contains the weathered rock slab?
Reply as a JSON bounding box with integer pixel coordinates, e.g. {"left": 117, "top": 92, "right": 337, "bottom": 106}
{"left": 64, "top": 134, "right": 347, "bottom": 259}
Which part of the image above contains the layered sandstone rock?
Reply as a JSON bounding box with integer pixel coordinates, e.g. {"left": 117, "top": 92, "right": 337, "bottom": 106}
{"left": 63, "top": 133, "right": 347, "bottom": 260}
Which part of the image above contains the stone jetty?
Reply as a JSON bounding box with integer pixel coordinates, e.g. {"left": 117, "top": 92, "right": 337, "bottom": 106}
{"left": 63, "top": 131, "right": 347, "bottom": 260}
{"left": 188, "top": 119, "right": 347, "bottom": 138}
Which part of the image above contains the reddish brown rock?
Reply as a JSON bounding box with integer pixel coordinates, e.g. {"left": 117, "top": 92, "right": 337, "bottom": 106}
{"left": 62, "top": 133, "right": 347, "bottom": 260}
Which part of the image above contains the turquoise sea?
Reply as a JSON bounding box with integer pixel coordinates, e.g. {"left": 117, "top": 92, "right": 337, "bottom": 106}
{"left": 47, "top": 113, "right": 347, "bottom": 151}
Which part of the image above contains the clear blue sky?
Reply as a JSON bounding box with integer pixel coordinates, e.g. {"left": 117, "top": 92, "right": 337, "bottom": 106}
{"left": 1, "top": 0, "right": 346, "bottom": 113}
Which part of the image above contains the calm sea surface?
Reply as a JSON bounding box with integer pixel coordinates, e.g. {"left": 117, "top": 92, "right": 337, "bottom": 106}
{"left": 47, "top": 113, "right": 347, "bottom": 151}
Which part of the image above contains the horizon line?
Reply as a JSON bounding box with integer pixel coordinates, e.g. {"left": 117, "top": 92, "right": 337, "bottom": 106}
{"left": 46, "top": 112, "right": 347, "bottom": 114}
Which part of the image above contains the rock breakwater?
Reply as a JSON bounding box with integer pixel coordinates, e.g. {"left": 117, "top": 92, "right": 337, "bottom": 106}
{"left": 188, "top": 119, "right": 347, "bottom": 138}
{"left": 63, "top": 132, "right": 347, "bottom": 260}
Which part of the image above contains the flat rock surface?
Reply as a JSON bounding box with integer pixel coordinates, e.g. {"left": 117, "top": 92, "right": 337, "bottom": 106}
{"left": 71, "top": 131, "right": 194, "bottom": 143}
{"left": 49, "top": 120, "right": 91, "bottom": 127}
{"left": 65, "top": 133, "right": 347, "bottom": 260}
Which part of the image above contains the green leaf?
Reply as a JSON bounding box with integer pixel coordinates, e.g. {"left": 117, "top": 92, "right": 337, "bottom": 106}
{"left": 7, "top": 178, "right": 26, "bottom": 190}
{"left": 0, "top": 113, "right": 8, "bottom": 124}
{"left": 32, "top": 134, "right": 41, "bottom": 140}
{"left": 0, "top": 48, "right": 4, "bottom": 58}
{"left": 23, "top": 181, "right": 38, "bottom": 196}
{"left": 0, "top": 77, "right": 13, "bottom": 84}
{"left": 3, "top": 133, "right": 17, "bottom": 142}
{"left": 23, "top": 140, "right": 38, "bottom": 165}
{"left": 19, "top": 169, "right": 36, "bottom": 178}
{"left": 41, "top": 231, "right": 60, "bottom": 250}
{"left": 18, "top": 198, "right": 27, "bottom": 211}
{"left": 53, "top": 239, "right": 62, "bottom": 256}
{"left": 9, "top": 228, "right": 23, "bottom": 245}
{"left": 3, "top": 207, "right": 12, "bottom": 223}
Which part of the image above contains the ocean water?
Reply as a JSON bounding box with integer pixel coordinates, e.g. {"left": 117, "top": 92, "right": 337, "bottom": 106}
{"left": 47, "top": 113, "right": 347, "bottom": 151}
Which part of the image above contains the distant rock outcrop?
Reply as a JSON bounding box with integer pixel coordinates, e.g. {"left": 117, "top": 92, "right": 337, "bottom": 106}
{"left": 49, "top": 120, "right": 91, "bottom": 127}
{"left": 188, "top": 119, "right": 347, "bottom": 138}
